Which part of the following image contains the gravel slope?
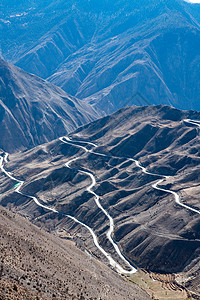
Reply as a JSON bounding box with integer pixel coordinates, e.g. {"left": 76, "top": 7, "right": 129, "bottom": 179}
{"left": 0, "top": 205, "right": 149, "bottom": 300}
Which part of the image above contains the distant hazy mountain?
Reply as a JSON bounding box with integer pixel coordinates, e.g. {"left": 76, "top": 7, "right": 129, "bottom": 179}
{"left": 1, "top": 0, "right": 200, "bottom": 113}
{"left": 0, "top": 58, "right": 100, "bottom": 153}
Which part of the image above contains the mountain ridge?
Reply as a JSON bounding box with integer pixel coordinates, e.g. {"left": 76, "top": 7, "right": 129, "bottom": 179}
{"left": 1, "top": 105, "right": 200, "bottom": 280}
{"left": 0, "top": 58, "right": 101, "bottom": 153}
{"left": 1, "top": 0, "right": 200, "bottom": 113}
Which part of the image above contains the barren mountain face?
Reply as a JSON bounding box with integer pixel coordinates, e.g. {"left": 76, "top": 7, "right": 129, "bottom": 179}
{"left": 1, "top": 0, "right": 200, "bottom": 298}
{"left": 1, "top": 105, "right": 200, "bottom": 296}
{"left": 0, "top": 58, "right": 100, "bottom": 153}
{"left": 0, "top": 205, "right": 149, "bottom": 300}
{"left": 1, "top": 0, "right": 200, "bottom": 112}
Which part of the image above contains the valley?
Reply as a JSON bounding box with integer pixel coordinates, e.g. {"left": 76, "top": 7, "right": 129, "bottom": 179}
{"left": 1, "top": 0, "right": 200, "bottom": 299}
{"left": 2, "top": 0, "right": 200, "bottom": 113}
{"left": 1, "top": 105, "right": 200, "bottom": 298}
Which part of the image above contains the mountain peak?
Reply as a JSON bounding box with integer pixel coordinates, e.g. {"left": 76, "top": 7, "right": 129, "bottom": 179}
{"left": 0, "top": 58, "right": 101, "bottom": 153}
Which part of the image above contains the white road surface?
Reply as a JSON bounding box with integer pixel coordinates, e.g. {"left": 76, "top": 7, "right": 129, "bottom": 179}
{"left": 0, "top": 141, "right": 136, "bottom": 275}
{"left": 1, "top": 118, "right": 200, "bottom": 275}
{"left": 59, "top": 137, "right": 137, "bottom": 274}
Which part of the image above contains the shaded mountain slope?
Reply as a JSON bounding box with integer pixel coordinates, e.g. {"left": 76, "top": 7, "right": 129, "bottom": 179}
{"left": 1, "top": 105, "right": 200, "bottom": 294}
{"left": 1, "top": 0, "right": 200, "bottom": 112}
{"left": 0, "top": 58, "right": 100, "bottom": 153}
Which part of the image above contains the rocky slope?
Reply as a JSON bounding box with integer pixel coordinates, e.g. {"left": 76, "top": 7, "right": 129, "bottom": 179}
{"left": 0, "top": 58, "right": 100, "bottom": 153}
{"left": 1, "top": 105, "right": 200, "bottom": 296}
{"left": 0, "top": 205, "right": 149, "bottom": 300}
{"left": 1, "top": 0, "right": 200, "bottom": 112}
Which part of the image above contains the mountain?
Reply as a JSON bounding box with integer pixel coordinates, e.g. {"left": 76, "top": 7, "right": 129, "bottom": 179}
{"left": 0, "top": 58, "right": 100, "bottom": 153}
{"left": 1, "top": 105, "right": 200, "bottom": 297}
{"left": 0, "top": 205, "right": 149, "bottom": 300}
{"left": 1, "top": 0, "right": 200, "bottom": 113}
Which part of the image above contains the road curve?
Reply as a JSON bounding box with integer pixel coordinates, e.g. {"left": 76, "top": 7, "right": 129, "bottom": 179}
{"left": 62, "top": 120, "right": 200, "bottom": 218}
{"left": 129, "top": 159, "right": 200, "bottom": 215}
{"left": 0, "top": 118, "right": 199, "bottom": 275}
{"left": 59, "top": 119, "right": 200, "bottom": 274}
{"left": 128, "top": 119, "right": 200, "bottom": 215}
{"left": 0, "top": 150, "right": 136, "bottom": 275}
{"left": 59, "top": 137, "right": 137, "bottom": 274}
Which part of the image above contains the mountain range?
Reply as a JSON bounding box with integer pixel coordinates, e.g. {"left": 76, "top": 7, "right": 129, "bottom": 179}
{"left": 1, "top": 1, "right": 200, "bottom": 298}
{"left": 1, "top": 105, "right": 200, "bottom": 297}
{"left": 1, "top": 0, "right": 200, "bottom": 114}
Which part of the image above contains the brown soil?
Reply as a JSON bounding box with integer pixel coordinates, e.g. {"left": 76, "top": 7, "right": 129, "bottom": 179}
{"left": 0, "top": 205, "right": 149, "bottom": 300}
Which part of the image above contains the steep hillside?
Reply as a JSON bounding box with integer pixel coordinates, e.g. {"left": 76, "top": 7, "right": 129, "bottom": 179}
{"left": 1, "top": 0, "right": 200, "bottom": 112}
{"left": 0, "top": 205, "right": 149, "bottom": 300}
{"left": 0, "top": 58, "right": 100, "bottom": 153}
{"left": 1, "top": 105, "right": 200, "bottom": 297}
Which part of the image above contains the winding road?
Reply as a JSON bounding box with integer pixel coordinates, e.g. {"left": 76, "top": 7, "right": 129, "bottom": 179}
{"left": 0, "top": 144, "right": 137, "bottom": 275}
{"left": 59, "top": 137, "right": 137, "bottom": 273}
{"left": 0, "top": 118, "right": 200, "bottom": 275}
